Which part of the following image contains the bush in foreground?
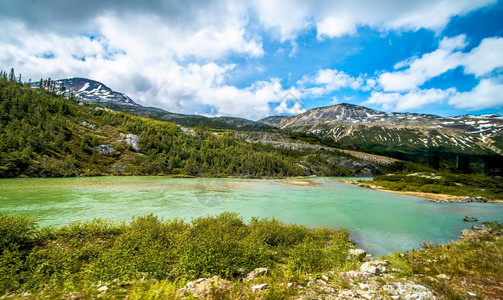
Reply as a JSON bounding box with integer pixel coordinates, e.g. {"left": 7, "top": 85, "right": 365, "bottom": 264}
{"left": 0, "top": 213, "right": 354, "bottom": 296}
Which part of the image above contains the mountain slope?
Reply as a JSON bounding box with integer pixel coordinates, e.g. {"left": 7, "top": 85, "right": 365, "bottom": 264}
{"left": 259, "top": 103, "right": 503, "bottom": 158}
{"left": 34, "top": 78, "right": 273, "bottom": 131}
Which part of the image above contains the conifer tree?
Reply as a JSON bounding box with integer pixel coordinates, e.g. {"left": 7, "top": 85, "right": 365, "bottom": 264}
{"left": 8, "top": 68, "right": 15, "bottom": 82}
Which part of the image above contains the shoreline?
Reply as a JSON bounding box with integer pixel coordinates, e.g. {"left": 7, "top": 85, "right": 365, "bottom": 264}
{"left": 339, "top": 179, "right": 503, "bottom": 203}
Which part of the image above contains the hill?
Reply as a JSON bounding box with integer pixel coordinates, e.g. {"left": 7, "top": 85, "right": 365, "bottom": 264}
{"left": 1, "top": 76, "right": 379, "bottom": 178}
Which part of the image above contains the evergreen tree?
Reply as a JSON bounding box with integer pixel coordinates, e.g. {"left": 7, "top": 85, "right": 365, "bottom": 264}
{"left": 8, "top": 68, "right": 15, "bottom": 82}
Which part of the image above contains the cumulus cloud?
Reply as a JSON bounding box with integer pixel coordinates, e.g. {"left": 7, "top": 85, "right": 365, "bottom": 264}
{"left": 378, "top": 35, "right": 503, "bottom": 93}
{"left": 371, "top": 34, "right": 503, "bottom": 112}
{"left": 449, "top": 77, "right": 503, "bottom": 110}
{"left": 297, "top": 69, "right": 363, "bottom": 97}
{"left": 0, "top": 0, "right": 499, "bottom": 118}
{"left": 378, "top": 35, "right": 467, "bottom": 92}
{"left": 364, "top": 88, "right": 456, "bottom": 111}
{"left": 463, "top": 37, "right": 503, "bottom": 77}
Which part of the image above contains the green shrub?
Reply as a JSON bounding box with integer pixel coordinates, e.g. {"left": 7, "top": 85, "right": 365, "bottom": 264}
{"left": 0, "top": 214, "right": 37, "bottom": 251}
{"left": 79, "top": 133, "right": 99, "bottom": 153}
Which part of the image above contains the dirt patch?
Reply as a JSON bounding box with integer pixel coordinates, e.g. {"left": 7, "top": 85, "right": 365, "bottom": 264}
{"left": 281, "top": 181, "right": 319, "bottom": 186}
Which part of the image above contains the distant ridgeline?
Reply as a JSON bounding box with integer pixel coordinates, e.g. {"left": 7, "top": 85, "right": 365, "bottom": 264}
{"left": 0, "top": 73, "right": 377, "bottom": 178}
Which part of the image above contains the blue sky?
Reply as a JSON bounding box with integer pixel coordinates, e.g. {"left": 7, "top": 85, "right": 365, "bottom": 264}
{"left": 1, "top": 0, "right": 502, "bottom": 119}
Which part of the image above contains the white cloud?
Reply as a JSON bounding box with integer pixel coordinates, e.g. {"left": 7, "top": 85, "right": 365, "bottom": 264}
{"left": 463, "top": 37, "right": 503, "bottom": 77}
{"left": 378, "top": 35, "right": 466, "bottom": 92}
{"left": 251, "top": 0, "right": 495, "bottom": 41}
{"left": 317, "top": 16, "right": 357, "bottom": 39}
{"left": 449, "top": 77, "right": 503, "bottom": 110}
{"left": 251, "top": 0, "right": 312, "bottom": 41}
{"left": 378, "top": 35, "right": 503, "bottom": 91}
{"left": 0, "top": 0, "right": 500, "bottom": 118}
{"left": 298, "top": 69, "right": 363, "bottom": 97}
{"left": 365, "top": 88, "right": 456, "bottom": 111}
{"left": 330, "top": 96, "right": 339, "bottom": 105}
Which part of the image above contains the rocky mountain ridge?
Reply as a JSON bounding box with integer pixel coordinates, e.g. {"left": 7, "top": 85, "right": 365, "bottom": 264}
{"left": 259, "top": 103, "right": 503, "bottom": 155}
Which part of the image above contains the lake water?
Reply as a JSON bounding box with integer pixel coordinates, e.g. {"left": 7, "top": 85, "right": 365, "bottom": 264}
{"left": 1, "top": 176, "right": 502, "bottom": 256}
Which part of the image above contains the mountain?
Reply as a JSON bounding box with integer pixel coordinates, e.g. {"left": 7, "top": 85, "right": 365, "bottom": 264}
{"left": 1, "top": 78, "right": 379, "bottom": 178}
{"left": 34, "top": 78, "right": 272, "bottom": 131}
{"left": 259, "top": 103, "right": 503, "bottom": 158}
{"left": 33, "top": 77, "right": 137, "bottom": 106}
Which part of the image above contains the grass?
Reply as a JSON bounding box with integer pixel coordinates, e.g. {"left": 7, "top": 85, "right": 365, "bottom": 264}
{"left": 387, "top": 222, "right": 503, "bottom": 299}
{"left": 363, "top": 172, "right": 503, "bottom": 200}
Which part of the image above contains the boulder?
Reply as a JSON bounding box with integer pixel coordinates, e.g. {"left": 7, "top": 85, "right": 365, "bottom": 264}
{"left": 251, "top": 283, "right": 268, "bottom": 291}
{"left": 347, "top": 248, "right": 367, "bottom": 261}
{"left": 463, "top": 216, "right": 478, "bottom": 222}
{"left": 359, "top": 260, "right": 390, "bottom": 275}
{"left": 435, "top": 274, "right": 450, "bottom": 280}
{"left": 94, "top": 145, "right": 115, "bottom": 154}
{"left": 245, "top": 268, "right": 268, "bottom": 282}
{"left": 180, "top": 276, "right": 231, "bottom": 298}
{"left": 120, "top": 133, "right": 140, "bottom": 152}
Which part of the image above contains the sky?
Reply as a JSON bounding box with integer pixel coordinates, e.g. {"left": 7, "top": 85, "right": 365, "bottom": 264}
{"left": 1, "top": 0, "right": 503, "bottom": 120}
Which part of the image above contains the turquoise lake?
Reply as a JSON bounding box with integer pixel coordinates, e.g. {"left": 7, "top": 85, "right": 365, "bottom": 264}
{"left": 1, "top": 176, "right": 502, "bottom": 256}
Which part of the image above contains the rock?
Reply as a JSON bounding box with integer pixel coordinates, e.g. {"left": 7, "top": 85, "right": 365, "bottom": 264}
{"left": 185, "top": 278, "right": 205, "bottom": 289}
{"left": 357, "top": 290, "right": 373, "bottom": 299}
{"left": 435, "top": 274, "right": 450, "bottom": 280}
{"left": 79, "top": 121, "right": 99, "bottom": 131}
{"left": 307, "top": 279, "right": 317, "bottom": 287}
{"left": 363, "top": 253, "right": 374, "bottom": 261}
{"left": 251, "top": 283, "right": 268, "bottom": 291}
{"left": 461, "top": 224, "right": 493, "bottom": 240}
{"left": 245, "top": 268, "right": 268, "bottom": 282}
{"left": 463, "top": 216, "right": 478, "bottom": 222}
{"left": 359, "top": 260, "right": 390, "bottom": 275}
{"left": 120, "top": 133, "right": 140, "bottom": 152}
{"left": 94, "top": 144, "right": 115, "bottom": 154}
{"left": 347, "top": 248, "right": 367, "bottom": 261}
{"left": 98, "top": 286, "right": 108, "bottom": 293}
{"left": 321, "top": 274, "right": 329, "bottom": 281}
{"left": 287, "top": 282, "right": 294, "bottom": 289}
{"left": 358, "top": 283, "right": 370, "bottom": 289}
{"left": 466, "top": 291, "right": 477, "bottom": 297}
{"left": 234, "top": 268, "right": 246, "bottom": 278}
{"left": 179, "top": 276, "right": 231, "bottom": 298}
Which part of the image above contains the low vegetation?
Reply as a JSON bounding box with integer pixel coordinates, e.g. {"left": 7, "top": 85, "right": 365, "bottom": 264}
{"left": 388, "top": 222, "right": 503, "bottom": 299}
{"left": 1, "top": 214, "right": 502, "bottom": 299}
{"left": 365, "top": 172, "right": 503, "bottom": 200}
{"left": 0, "top": 213, "right": 356, "bottom": 298}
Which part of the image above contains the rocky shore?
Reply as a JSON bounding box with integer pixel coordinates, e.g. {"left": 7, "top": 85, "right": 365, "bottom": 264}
{"left": 176, "top": 223, "right": 501, "bottom": 299}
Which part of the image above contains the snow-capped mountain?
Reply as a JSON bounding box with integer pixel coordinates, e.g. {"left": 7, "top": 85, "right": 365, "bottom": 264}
{"left": 33, "top": 77, "right": 272, "bottom": 131}
{"left": 259, "top": 103, "right": 503, "bottom": 155}
{"left": 33, "top": 78, "right": 137, "bottom": 106}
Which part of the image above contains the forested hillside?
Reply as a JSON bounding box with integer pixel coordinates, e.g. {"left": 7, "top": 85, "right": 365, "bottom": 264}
{"left": 0, "top": 76, "right": 371, "bottom": 178}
